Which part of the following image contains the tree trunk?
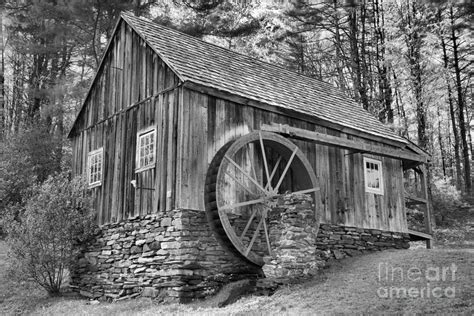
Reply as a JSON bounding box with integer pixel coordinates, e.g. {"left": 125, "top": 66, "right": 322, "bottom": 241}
{"left": 375, "top": 0, "right": 393, "bottom": 124}
{"left": 348, "top": 6, "right": 369, "bottom": 110}
{"left": 0, "top": 3, "right": 4, "bottom": 139}
{"left": 441, "top": 34, "right": 462, "bottom": 190}
{"left": 333, "top": 0, "right": 345, "bottom": 92}
{"left": 450, "top": 5, "right": 472, "bottom": 193}
{"left": 437, "top": 103, "right": 447, "bottom": 177}
{"left": 392, "top": 69, "right": 409, "bottom": 138}
{"left": 406, "top": 2, "right": 427, "bottom": 150}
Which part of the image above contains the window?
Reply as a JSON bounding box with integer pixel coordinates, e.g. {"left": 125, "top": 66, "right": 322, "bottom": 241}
{"left": 136, "top": 126, "right": 156, "bottom": 172}
{"left": 363, "top": 157, "right": 384, "bottom": 195}
{"left": 87, "top": 148, "right": 103, "bottom": 187}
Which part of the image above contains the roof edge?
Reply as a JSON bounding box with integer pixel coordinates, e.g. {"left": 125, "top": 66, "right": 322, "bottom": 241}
{"left": 183, "top": 80, "right": 409, "bottom": 149}
{"left": 120, "top": 12, "right": 187, "bottom": 83}
{"left": 68, "top": 12, "right": 187, "bottom": 139}
{"left": 68, "top": 14, "right": 125, "bottom": 139}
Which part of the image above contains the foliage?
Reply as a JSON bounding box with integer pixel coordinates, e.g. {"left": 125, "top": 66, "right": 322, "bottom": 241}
{"left": 434, "top": 226, "right": 469, "bottom": 247}
{"left": 0, "top": 124, "right": 62, "bottom": 215}
{"left": 3, "top": 173, "right": 96, "bottom": 296}
{"left": 430, "top": 176, "right": 464, "bottom": 227}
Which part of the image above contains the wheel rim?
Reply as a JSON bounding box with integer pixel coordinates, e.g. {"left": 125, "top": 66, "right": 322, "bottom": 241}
{"left": 205, "top": 131, "right": 320, "bottom": 266}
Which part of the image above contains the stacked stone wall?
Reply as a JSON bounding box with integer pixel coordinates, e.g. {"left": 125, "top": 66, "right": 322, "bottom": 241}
{"left": 72, "top": 203, "right": 411, "bottom": 301}
{"left": 261, "top": 194, "right": 411, "bottom": 278}
{"left": 71, "top": 209, "right": 258, "bottom": 302}
{"left": 263, "top": 194, "right": 322, "bottom": 278}
{"left": 316, "top": 224, "right": 411, "bottom": 260}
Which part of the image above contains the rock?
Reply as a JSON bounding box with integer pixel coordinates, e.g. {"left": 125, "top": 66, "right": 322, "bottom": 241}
{"left": 143, "top": 244, "right": 151, "bottom": 252}
{"left": 136, "top": 239, "right": 146, "bottom": 246}
{"left": 131, "top": 246, "right": 142, "bottom": 254}
{"left": 213, "top": 279, "right": 256, "bottom": 307}
{"left": 333, "top": 250, "right": 345, "bottom": 260}
{"left": 134, "top": 267, "right": 146, "bottom": 274}
{"left": 161, "top": 218, "right": 172, "bottom": 227}
{"left": 79, "top": 290, "right": 94, "bottom": 298}
{"left": 137, "top": 257, "right": 155, "bottom": 264}
{"left": 149, "top": 241, "right": 161, "bottom": 250}
{"left": 161, "top": 241, "right": 179, "bottom": 249}
{"left": 142, "top": 287, "right": 160, "bottom": 298}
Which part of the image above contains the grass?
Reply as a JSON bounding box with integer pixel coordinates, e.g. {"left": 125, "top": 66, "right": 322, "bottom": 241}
{"left": 0, "top": 241, "right": 48, "bottom": 315}
{"left": 1, "top": 240, "right": 473, "bottom": 315}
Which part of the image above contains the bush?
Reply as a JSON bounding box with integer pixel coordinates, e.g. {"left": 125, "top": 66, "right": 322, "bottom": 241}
{"left": 3, "top": 173, "right": 97, "bottom": 296}
{"left": 431, "top": 176, "right": 464, "bottom": 227}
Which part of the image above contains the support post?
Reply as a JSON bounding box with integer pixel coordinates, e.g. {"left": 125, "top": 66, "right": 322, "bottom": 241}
{"left": 420, "top": 164, "right": 433, "bottom": 249}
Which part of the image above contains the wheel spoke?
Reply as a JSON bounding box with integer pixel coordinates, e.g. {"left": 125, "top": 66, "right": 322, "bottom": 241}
{"left": 225, "top": 155, "right": 267, "bottom": 194}
{"left": 290, "top": 187, "right": 320, "bottom": 195}
{"left": 262, "top": 211, "right": 272, "bottom": 256}
{"left": 259, "top": 132, "right": 272, "bottom": 191}
{"left": 225, "top": 170, "right": 256, "bottom": 196}
{"left": 220, "top": 197, "right": 265, "bottom": 211}
{"left": 265, "top": 156, "right": 282, "bottom": 190}
{"left": 239, "top": 207, "right": 258, "bottom": 241}
{"left": 245, "top": 144, "right": 258, "bottom": 182}
{"left": 244, "top": 217, "right": 264, "bottom": 256}
{"left": 274, "top": 147, "right": 299, "bottom": 193}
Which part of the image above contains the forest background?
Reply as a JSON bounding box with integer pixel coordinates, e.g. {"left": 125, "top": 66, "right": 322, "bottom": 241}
{"left": 0, "top": 0, "right": 472, "bottom": 230}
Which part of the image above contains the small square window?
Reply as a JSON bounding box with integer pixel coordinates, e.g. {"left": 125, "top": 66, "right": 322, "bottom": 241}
{"left": 363, "top": 157, "right": 384, "bottom": 195}
{"left": 136, "top": 126, "right": 156, "bottom": 172}
{"left": 87, "top": 148, "right": 103, "bottom": 188}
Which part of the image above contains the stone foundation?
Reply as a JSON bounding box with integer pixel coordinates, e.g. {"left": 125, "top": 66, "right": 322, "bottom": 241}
{"left": 71, "top": 209, "right": 258, "bottom": 302}
{"left": 72, "top": 206, "right": 410, "bottom": 301}
{"left": 262, "top": 194, "right": 321, "bottom": 278}
{"left": 260, "top": 194, "right": 410, "bottom": 278}
{"left": 315, "top": 224, "right": 411, "bottom": 260}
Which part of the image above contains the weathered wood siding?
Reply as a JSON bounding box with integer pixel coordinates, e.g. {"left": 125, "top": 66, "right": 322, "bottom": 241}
{"left": 176, "top": 88, "right": 407, "bottom": 233}
{"left": 71, "top": 21, "right": 406, "bottom": 232}
{"left": 71, "top": 21, "right": 181, "bottom": 224}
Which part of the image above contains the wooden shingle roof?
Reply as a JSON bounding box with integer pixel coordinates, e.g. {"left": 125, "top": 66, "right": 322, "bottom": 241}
{"left": 122, "top": 13, "right": 406, "bottom": 144}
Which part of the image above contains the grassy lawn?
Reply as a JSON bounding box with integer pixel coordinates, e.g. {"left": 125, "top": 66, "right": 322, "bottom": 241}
{"left": 1, "top": 240, "right": 472, "bottom": 315}
{"left": 0, "top": 241, "right": 48, "bottom": 315}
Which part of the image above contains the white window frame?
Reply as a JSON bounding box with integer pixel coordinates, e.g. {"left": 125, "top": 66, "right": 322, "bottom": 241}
{"left": 363, "top": 157, "right": 384, "bottom": 195}
{"left": 136, "top": 125, "right": 157, "bottom": 173}
{"left": 87, "top": 147, "right": 103, "bottom": 188}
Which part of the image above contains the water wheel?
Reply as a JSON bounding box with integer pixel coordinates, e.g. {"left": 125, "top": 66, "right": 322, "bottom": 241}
{"left": 205, "top": 131, "right": 320, "bottom": 266}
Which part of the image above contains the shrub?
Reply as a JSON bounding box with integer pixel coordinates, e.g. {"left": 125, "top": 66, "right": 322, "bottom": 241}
{"left": 430, "top": 176, "right": 464, "bottom": 227}
{"left": 3, "top": 173, "right": 96, "bottom": 296}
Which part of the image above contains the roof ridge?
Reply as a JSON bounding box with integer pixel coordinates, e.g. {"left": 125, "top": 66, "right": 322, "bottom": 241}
{"left": 120, "top": 12, "right": 188, "bottom": 83}
{"left": 121, "top": 12, "right": 350, "bottom": 101}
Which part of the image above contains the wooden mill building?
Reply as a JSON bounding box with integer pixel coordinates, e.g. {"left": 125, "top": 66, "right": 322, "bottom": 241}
{"left": 69, "top": 13, "right": 432, "bottom": 299}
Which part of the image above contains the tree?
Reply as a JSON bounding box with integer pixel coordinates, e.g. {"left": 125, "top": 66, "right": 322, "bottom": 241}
{"left": 400, "top": 1, "right": 431, "bottom": 150}
{"left": 448, "top": 4, "right": 472, "bottom": 194}
{"left": 439, "top": 9, "right": 462, "bottom": 189}
{"left": 0, "top": 124, "right": 62, "bottom": 215}
{"left": 0, "top": 0, "right": 4, "bottom": 140}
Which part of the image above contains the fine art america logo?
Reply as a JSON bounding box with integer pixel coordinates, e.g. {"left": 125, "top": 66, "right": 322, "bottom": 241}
{"left": 377, "top": 262, "right": 457, "bottom": 298}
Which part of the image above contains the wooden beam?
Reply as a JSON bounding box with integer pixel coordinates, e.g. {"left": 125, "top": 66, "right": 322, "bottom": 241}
{"left": 408, "top": 229, "right": 433, "bottom": 241}
{"left": 405, "top": 194, "right": 428, "bottom": 206}
{"left": 420, "top": 165, "right": 433, "bottom": 249}
{"left": 261, "top": 123, "right": 428, "bottom": 163}
{"left": 69, "top": 84, "right": 182, "bottom": 137}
